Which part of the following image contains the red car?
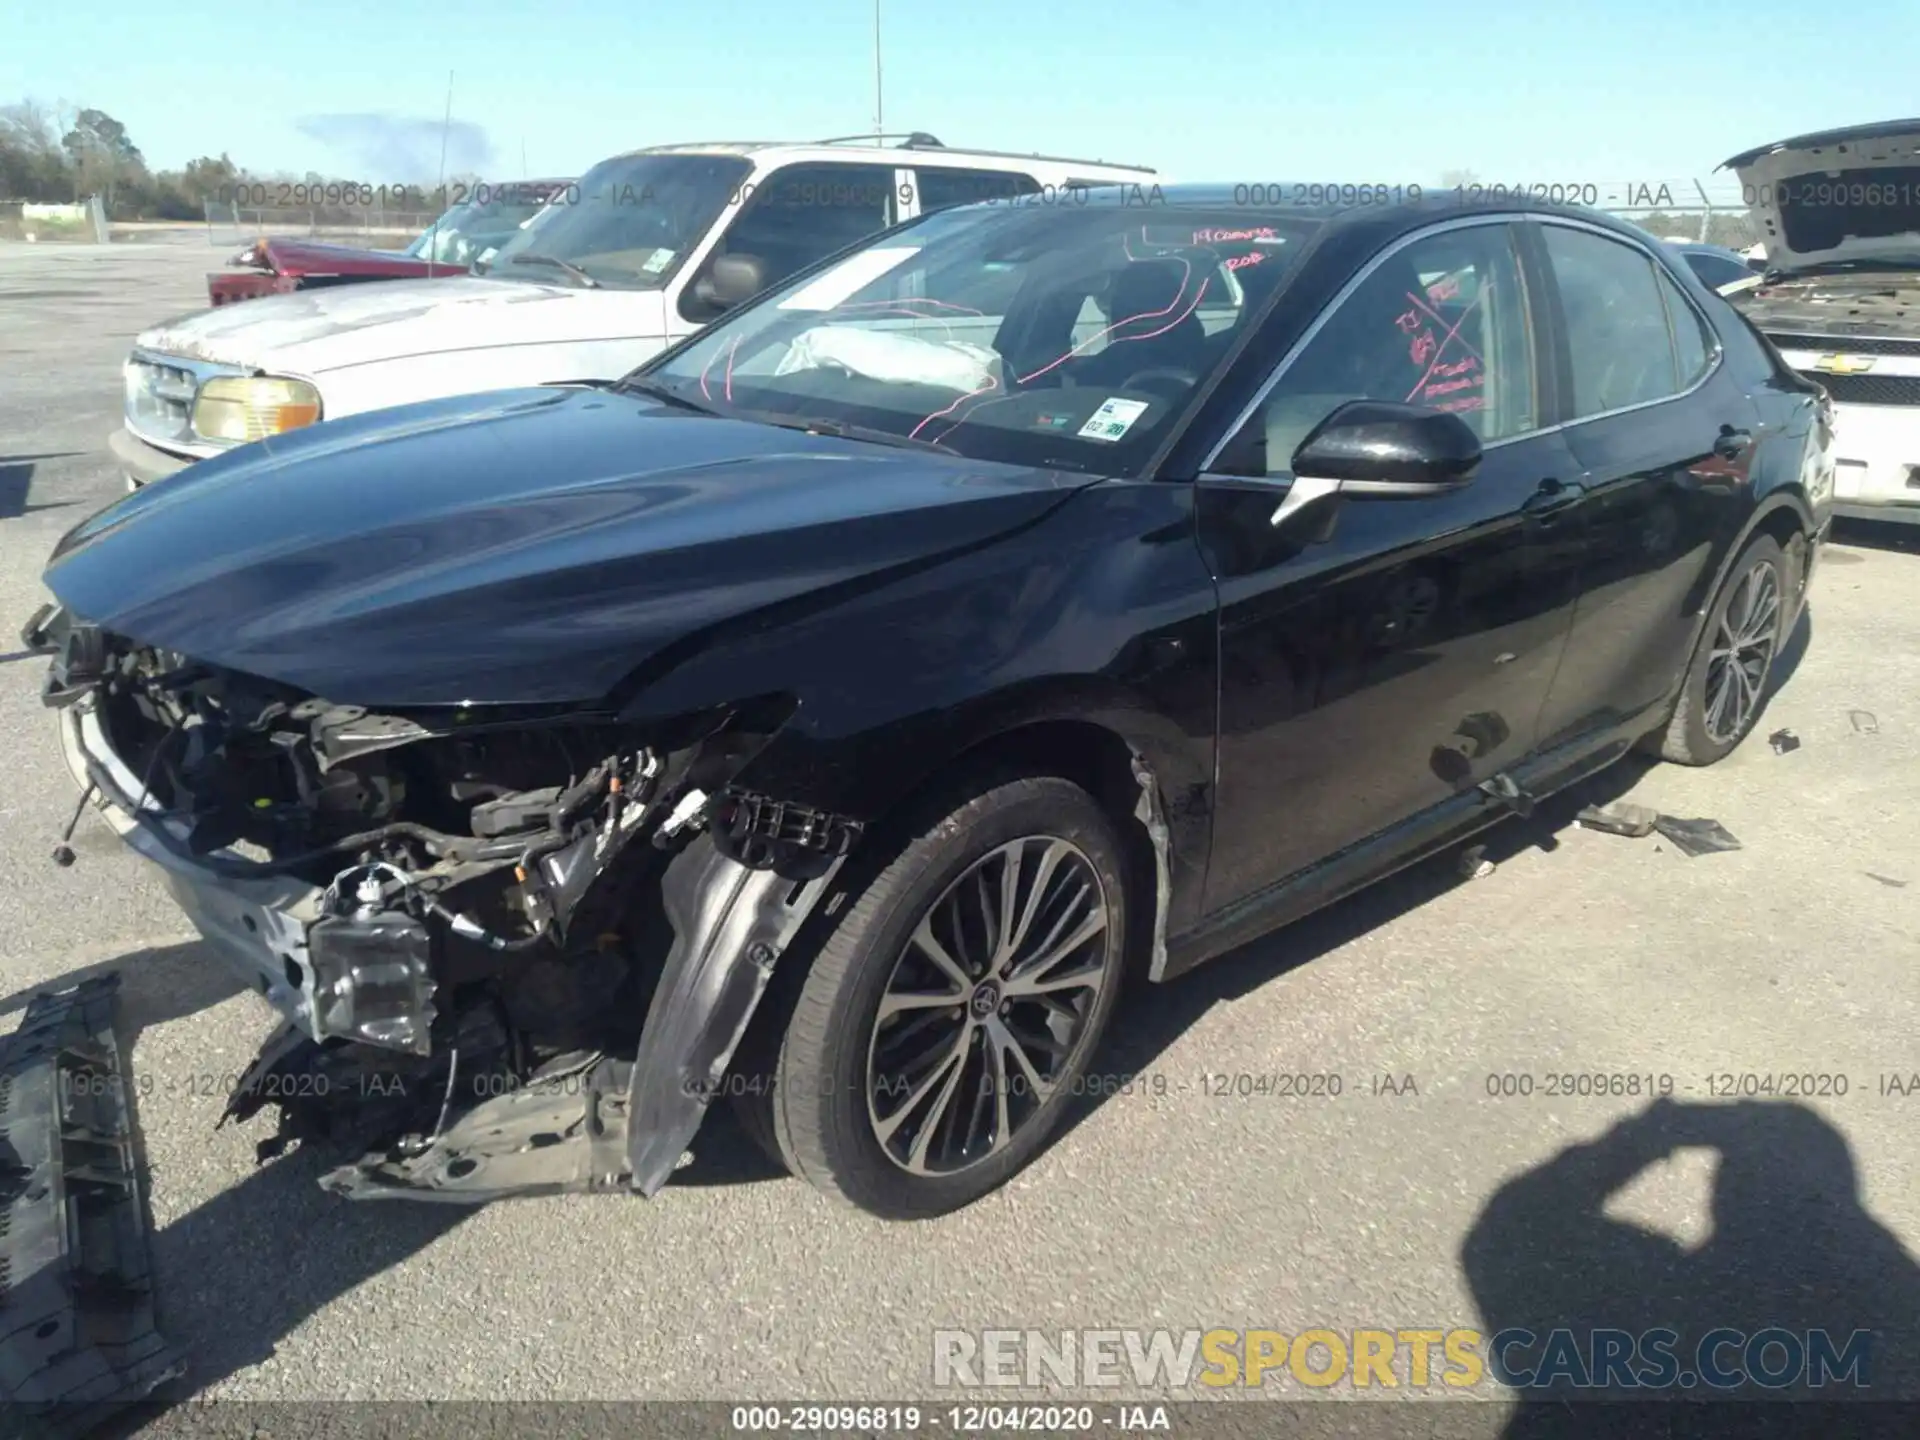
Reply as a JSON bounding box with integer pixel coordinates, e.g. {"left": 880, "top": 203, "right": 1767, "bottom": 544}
{"left": 208, "top": 179, "right": 575, "bottom": 305}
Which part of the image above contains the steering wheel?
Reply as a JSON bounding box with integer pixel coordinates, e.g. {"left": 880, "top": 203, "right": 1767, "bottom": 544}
{"left": 1120, "top": 367, "right": 1201, "bottom": 398}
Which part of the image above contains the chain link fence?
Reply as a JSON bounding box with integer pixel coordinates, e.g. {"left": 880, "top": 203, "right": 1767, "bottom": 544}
{"left": 202, "top": 198, "right": 437, "bottom": 249}
{"left": 0, "top": 196, "right": 111, "bottom": 243}
{"left": 1575, "top": 177, "right": 1762, "bottom": 252}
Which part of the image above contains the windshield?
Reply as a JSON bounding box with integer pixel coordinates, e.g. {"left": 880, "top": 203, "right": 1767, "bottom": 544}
{"left": 481, "top": 152, "right": 752, "bottom": 289}
{"left": 636, "top": 201, "right": 1320, "bottom": 473}
{"left": 405, "top": 186, "right": 564, "bottom": 264}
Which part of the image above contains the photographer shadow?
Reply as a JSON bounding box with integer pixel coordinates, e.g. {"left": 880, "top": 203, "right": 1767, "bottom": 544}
{"left": 1461, "top": 1098, "right": 1920, "bottom": 1438}
{"left": 143, "top": 1149, "right": 468, "bottom": 1406}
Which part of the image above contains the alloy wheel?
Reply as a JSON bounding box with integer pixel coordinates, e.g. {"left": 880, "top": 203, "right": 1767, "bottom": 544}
{"left": 865, "top": 835, "right": 1113, "bottom": 1176}
{"left": 1704, "top": 558, "right": 1780, "bottom": 744}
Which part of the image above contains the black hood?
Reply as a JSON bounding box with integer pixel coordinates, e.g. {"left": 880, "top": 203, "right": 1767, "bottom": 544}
{"left": 46, "top": 387, "right": 1088, "bottom": 708}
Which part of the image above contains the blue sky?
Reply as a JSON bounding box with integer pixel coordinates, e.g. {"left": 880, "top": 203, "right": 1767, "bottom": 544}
{"left": 5, "top": 0, "right": 1915, "bottom": 188}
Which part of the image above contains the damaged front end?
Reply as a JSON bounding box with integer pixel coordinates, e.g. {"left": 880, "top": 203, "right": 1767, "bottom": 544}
{"left": 20, "top": 601, "right": 860, "bottom": 1202}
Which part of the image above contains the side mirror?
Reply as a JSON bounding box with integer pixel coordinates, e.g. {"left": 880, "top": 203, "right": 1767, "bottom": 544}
{"left": 1272, "top": 400, "right": 1481, "bottom": 527}
{"left": 692, "top": 253, "right": 767, "bottom": 314}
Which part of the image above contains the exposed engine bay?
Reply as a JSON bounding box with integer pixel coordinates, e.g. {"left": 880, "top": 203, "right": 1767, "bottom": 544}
{"left": 1733, "top": 271, "right": 1920, "bottom": 341}
{"left": 23, "top": 601, "right": 862, "bottom": 1202}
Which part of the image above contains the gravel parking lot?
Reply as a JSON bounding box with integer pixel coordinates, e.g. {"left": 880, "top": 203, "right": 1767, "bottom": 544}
{"left": 2, "top": 236, "right": 1917, "bottom": 1429}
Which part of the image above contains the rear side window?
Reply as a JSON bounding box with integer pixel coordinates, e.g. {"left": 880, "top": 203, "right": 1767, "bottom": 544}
{"left": 1656, "top": 268, "right": 1714, "bottom": 389}
{"left": 1707, "top": 292, "right": 1799, "bottom": 387}
{"left": 1543, "top": 227, "right": 1685, "bottom": 417}
{"left": 1680, "top": 252, "right": 1753, "bottom": 291}
{"left": 915, "top": 167, "right": 1043, "bottom": 212}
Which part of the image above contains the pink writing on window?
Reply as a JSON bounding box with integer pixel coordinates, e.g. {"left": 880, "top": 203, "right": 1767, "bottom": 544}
{"left": 1193, "top": 226, "right": 1277, "bottom": 245}
{"left": 1420, "top": 371, "right": 1481, "bottom": 399}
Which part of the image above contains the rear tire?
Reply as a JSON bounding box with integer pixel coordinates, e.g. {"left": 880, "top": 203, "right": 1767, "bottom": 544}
{"left": 760, "top": 774, "right": 1130, "bottom": 1219}
{"left": 1650, "top": 533, "right": 1788, "bottom": 766}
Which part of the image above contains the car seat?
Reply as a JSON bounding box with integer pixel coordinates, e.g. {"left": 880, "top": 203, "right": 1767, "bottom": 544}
{"left": 1071, "top": 259, "right": 1213, "bottom": 388}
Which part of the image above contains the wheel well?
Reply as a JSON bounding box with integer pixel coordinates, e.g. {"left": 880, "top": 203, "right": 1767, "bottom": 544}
{"left": 936, "top": 720, "right": 1145, "bottom": 831}
{"left": 892, "top": 719, "right": 1165, "bottom": 974}
{"left": 724, "top": 718, "right": 1167, "bottom": 1103}
{"left": 1753, "top": 501, "right": 1812, "bottom": 602}
{"left": 1755, "top": 502, "right": 1809, "bottom": 551}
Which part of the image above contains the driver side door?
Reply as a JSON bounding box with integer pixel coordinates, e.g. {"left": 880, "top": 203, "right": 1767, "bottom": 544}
{"left": 1193, "top": 218, "right": 1586, "bottom": 917}
{"left": 676, "top": 162, "right": 904, "bottom": 329}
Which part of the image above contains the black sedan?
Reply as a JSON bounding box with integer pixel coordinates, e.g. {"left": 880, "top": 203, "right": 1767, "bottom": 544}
{"left": 1665, "top": 239, "right": 1767, "bottom": 291}
{"left": 25, "top": 185, "right": 1834, "bottom": 1221}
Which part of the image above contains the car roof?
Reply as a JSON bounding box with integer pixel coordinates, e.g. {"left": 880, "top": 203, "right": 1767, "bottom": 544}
{"left": 970, "top": 181, "right": 1671, "bottom": 246}
{"left": 609, "top": 135, "right": 1155, "bottom": 178}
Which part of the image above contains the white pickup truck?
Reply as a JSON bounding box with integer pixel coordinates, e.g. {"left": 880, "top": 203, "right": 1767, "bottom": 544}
{"left": 113, "top": 135, "right": 1160, "bottom": 488}
{"left": 1721, "top": 119, "right": 1920, "bottom": 526}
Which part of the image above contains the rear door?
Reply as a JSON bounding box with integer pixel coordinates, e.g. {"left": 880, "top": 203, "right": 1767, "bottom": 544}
{"left": 1529, "top": 222, "right": 1761, "bottom": 747}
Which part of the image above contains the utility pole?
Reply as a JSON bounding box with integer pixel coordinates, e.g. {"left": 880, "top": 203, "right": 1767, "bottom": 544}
{"left": 872, "top": 0, "right": 884, "bottom": 137}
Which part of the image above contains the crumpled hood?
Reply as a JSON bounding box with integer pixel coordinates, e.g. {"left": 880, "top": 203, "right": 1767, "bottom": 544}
{"left": 1723, "top": 120, "right": 1920, "bottom": 275}
{"left": 134, "top": 275, "right": 668, "bottom": 374}
{"left": 44, "top": 386, "right": 1087, "bottom": 708}
{"left": 231, "top": 236, "right": 443, "bottom": 277}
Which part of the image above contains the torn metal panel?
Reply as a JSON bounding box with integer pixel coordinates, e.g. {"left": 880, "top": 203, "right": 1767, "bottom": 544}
{"left": 1575, "top": 802, "right": 1658, "bottom": 838}
{"left": 1129, "top": 751, "right": 1174, "bottom": 983}
{"left": 319, "top": 1054, "right": 635, "bottom": 1203}
{"left": 0, "top": 975, "right": 184, "bottom": 1436}
{"left": 1653, "top": 815, "right": 1744, "bottom": 857}
{"left": 625, "top": 837, "right": 844, "bottom": 1195}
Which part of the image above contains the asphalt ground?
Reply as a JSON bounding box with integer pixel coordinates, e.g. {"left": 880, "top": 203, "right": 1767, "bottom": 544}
{"left": 1, "top": 234, "right": 1916, "bottom": 1435}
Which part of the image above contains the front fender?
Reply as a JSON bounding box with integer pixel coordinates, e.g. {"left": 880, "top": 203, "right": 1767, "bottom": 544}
{"left": 612, "top": 477, "right": 1220, "bottom": 930}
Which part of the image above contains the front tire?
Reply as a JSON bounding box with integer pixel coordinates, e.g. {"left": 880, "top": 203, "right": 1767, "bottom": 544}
{"left": 1651, "top": 532, "right": 1788, "bottom": 766}
{"left": 764, "top": 775, "right": 1130, "bottom": 1219}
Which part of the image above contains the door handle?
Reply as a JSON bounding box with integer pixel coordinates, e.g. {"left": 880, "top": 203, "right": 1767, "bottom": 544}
{"left": 1713, "top": 427, "right": 1754, "bottom": 460}
{"left": 1521, "top": 477, "right": 1584, "bottom": 517}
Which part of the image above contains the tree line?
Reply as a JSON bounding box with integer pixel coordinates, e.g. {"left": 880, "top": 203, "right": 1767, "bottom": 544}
{"left": 5, "top": 106, "right": 1763, "bottom": 250}
{"left": 0, "top": 101, "right": 465, "bottom": 222}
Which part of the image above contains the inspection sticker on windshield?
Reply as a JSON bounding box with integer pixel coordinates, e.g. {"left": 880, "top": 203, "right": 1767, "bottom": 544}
{"left": 1078, "top": 397, "right": 1150, "bottom": 441}
{"left": 641, "top": 248, "right": 676, "bottom": 274}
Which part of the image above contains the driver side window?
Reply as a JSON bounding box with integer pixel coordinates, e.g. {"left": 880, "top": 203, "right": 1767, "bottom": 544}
{"left": 681, "top": 163, "right": 901, "bottom": 323}
{"left": 716, "top": 163, "right": 899, "bottom": 290}
{"left": 1217, "top": 223, "right": 1536, "bottom": 476}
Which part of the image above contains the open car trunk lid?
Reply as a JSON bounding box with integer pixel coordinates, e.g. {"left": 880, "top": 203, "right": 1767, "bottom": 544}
{"left": 1723, "top": 119, "right": 1920, "bottom": 274}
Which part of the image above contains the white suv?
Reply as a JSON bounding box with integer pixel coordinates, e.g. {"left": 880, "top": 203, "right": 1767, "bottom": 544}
{"left": 114, "top": 135, "right": 1160, "bottom": 488}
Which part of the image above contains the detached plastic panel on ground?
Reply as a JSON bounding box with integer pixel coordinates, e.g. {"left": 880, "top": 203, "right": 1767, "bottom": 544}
{"left": 0, "top": 974, "right": 184, "bottom": 1437}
